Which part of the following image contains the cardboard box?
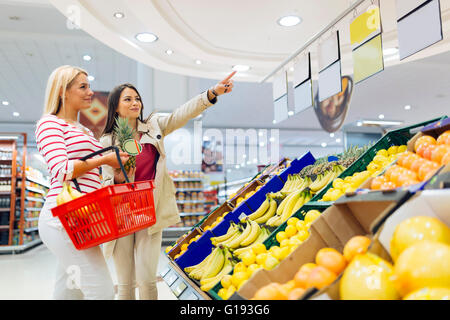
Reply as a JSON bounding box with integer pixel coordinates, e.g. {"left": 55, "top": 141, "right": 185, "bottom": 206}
{"left": 199, "top": 202, "right": 234, "bottom": 233}
{"left": 167, "top": 227, "right": 203, "bottom": 261}
{"left": 235, "top": 190, "right": 410, "bottom": 300}
{"left": 228, "top": 180, "right": 263, "bottom": 208}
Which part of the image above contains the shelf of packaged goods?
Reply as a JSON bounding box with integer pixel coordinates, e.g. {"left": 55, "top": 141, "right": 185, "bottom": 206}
{"left": 0, "top": 175, "right": 12, "bottom": 179}
{"left": 172, "top": 178, "right": 203, "bottom": 182}
{"left": 176, "top": 200, "right": 205, "bottom": 204}
{"left": 25, "top": 197, "right": 45, "bottom": 203}
{"left": 0, "top": 225, "right": 9, "bottom": 230}
{"left": 0, "top": 238, "right": 42, "bottom": 253}
{"left": 24, "top": 207, "right": 42, "bottom": 212}
{"left": 22, "top": 186, "right": 46, "bottom": 195}
{"left": 24, "top": 227, "right": 38, "bottom": 233}
{"left": 176, "top": 188, "right": 203, "bottom": 192}
{"left": 24, "top": 217, "right": 39, "bottom": 221}
{"left": 0, "top": 159, "right": 12, "bottom": 164}
{"left": 17, "top": 176, "right": 50, "bottom": 189}
{"left": 0, "top": 208, "right": 9, "bottom": 212}
{"left": 0, "top": 191, "right": 12, "bottom": 195}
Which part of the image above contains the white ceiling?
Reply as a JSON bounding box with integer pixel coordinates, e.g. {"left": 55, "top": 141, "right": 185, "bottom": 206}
{"left": 0, "top": 0, "right": 450, "bottom": 153}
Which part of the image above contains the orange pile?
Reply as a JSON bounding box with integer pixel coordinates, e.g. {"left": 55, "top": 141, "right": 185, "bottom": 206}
{"left": 371, "top": 131, "right": 450, "bottom": 191}
{"left": 251, "top": 236, "right": 371, "bottom": 300}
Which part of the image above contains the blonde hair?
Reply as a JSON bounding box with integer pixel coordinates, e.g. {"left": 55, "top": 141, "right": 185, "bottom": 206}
{"left": 43, "top": 65, "right": 88, "bottom": 115}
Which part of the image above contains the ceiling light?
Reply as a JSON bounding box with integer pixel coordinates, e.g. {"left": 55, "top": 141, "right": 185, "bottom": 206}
{"left": 378, "top": 114, "right": 385, "bottom": 119}
{"left": 166, "top": 49, "right": 173, "bottom": 55}
{"left": 259, "top": 142, "right": 265, "bottom": 147}
{"left": 83, "top": 55, "right": 92, "bottom": 61}
{"left": 404, "top": 105, "right": 411, "bottom": 110}
{"left": 289, "top": 67, "right": 295, "bottom": 72}
{"left": 247, "top": 161, "right": 252, "bottom": 165}
{"left": 235, "top": 165, "right": 240, "bottom": 169}
{"left": 321, "top": 142, "right": 327, "bottom": 148}
{"left": 362, "top": 120, "right": 403, "bottom": 126}
{"left": 113, "top": 12, "right": 125, "bottom": 19}
{"left": 258, "top": 131, "right": 263, "bottom": 137}
{"left": 357, "top": 121, "right": 363, "bottom": 127}
{"left": 2, "top": 101, "right": 9, "bottom": 106}
{"left": 253, "top": 158, "right": 258, "bottom": 164}
{"left": 383, "top": 47, "right": 399, "bottom": 56}
{"left": 135, "top": 32, "right": 158, "bottom": 43}
{"left": 288, "top": 111, "right": 294, "bottom": 116}
{"left": 203, "top": 136, "right": 210, "bottom": 141}
{"left": 272, "top": 120, "right": 277, "bottom": 124}
{"left": 329, "top": 133, "right": 335, "bottom": 138}
{"left": 195, "top": 59, "right": 202, "bottom": 65}
{"left": 232, "top": 65, "right": 250, "bottom": 72}
{"left": 277, "top": 15, "right": 302, "bottom": 27}
{"left": 336, "top": 138, "right": 342, "bottom": 143}
{"left": 269, "top": 137, "right": 275, "bottom": 142}
{"left": 13, "top": 112, "right": 19, "bottom": 117}
{"left": 88, "top": 75, "right": 95, "bottom": 81}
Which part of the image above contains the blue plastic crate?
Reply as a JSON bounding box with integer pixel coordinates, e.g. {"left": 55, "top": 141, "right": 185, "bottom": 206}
{"left": 245, "top": 175, "right": 285, "bottom": 211}
{"left": 278, "top": 152, "right": 316, "bottom": 182}
{"left": 174, "top": 230, "right": 214, "bottom": 270}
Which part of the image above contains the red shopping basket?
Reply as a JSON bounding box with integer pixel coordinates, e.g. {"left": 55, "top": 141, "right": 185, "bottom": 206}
{"left": 51, "top": 146, "right": 156, "bottom": 250}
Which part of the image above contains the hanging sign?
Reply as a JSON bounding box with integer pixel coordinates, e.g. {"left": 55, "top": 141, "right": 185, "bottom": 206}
{"left": 318, "top": 31, "right": 342, "bottom": 102}
{"left": 293, "top": 52, "right": 313, "bottom": 114}
{"left": 272, "top": 71, "right": 289, "bottom": 123}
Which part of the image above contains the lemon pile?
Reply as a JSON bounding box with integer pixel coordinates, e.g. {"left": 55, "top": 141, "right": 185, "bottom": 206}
{"left": 173, "top": 234, "right": 202, "bottom": 259}
{"left": 321, "top": 145, "right": 407, "bottom": 202}
{"left": 217, "top": 211, "right": 321, "bottom": 300}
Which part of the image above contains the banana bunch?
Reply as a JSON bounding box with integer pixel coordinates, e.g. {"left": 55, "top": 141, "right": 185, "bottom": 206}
{"left": 211, "top": 222, "right": 241, "bottom": 247}
{"left": 243, "top": 196, "right": 278, "bottom": 224}
{"left": 266, "top": 189, "right": 312, "bottom": 227}
{"left": 232, "top": 227, "right": 271, "bottom": 259}
{"left": 184, "top": 246, "right": 236, "bottom": 292}
{"left": 279, "top": 174, "right": 303, "bottom": 194}
{"left": 308, "top": 164, "right": 345, "bottom": 194}
{"left": 56, "top": 182, "right": 83, "bottom": 206}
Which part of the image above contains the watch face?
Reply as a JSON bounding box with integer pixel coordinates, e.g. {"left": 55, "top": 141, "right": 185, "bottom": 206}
{"left": 313, "top": 75, "right": 354, "bottom": 133}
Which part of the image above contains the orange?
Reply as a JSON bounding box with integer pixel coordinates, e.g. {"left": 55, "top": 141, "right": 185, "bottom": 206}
{"left": 423, "top": 144, "right": 438, "bottom": 161}
{"left": 397, "top": 151, "right": 415, "bottom": 167}
{"left": 380, "top": 181, "right": 397, "bottom": 190}
{"left": 306, "top": 266, "right": 338, "bottom": 290}
{"left": 315, "top": 248, "right": 347, "bottom": 275}
{"left": 441, "top": 151, "right": 450, "bottom": 166}
{"left": 418, "top": 162, "right": 439, "bottom": 181}
{"left": 293, "top": 263, "right": 317, "bottom": 289}
{"left": 437, "top": 130, "right": 450, "bottom": 145}
{"left": 343, "top": 236, "right": 371, "bottom": 262}
{"left": 384, "top": 165, "right": 401, "bottom": 180}
{"left": 414, "top": 135, "right": 436, "bottom": 153}
{"left": 410, "top": 158, "right": 426, "bottom": 173}
{"left": 287, "top": 287, "right": 306, "bottom": 300}
{"left": 252, "top": 283, "right": 288, "bottom": 300}
{"left": 371, "top": 175, "right": 388, "bottom": 190}
{"left": 431, "top": 145, "right": 450, "bottom": 164}
{"left": 398, "top": 177, "right": 420, "bottom": 187}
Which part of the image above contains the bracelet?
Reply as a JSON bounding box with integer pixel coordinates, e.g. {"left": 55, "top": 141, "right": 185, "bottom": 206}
{"left": 210, "top": 88, "right": 218, "bottom": 97}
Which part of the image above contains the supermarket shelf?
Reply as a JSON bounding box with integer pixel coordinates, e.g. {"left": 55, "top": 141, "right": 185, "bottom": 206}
{"left": 0, "top": 238, "right": 42, "bottom": 254}
{"left": 172, "top": 178, "right": 203, "bottom": 182}
{"left": 0, "top": 208, "right": 9, "bottom": 212}
{"left": 179, "top": 212, "right": 206, "bottom": 217}
{"left": 162, "top": 227, "right": 192, "bottom": 245}
{"left": 25, "top": 207, "right": 42, "bottom": 212}
{"left": 0, "top": 159, "right": 12, "bottom": 164}
{"left": 24, "top": 227, "right": 38, "bottom": 233}
{"left": 25, "top": 196, "right": 45, "bottom": 203}
{"left": 176, "top": 188, "right": 203, "bottom": 192}
{"left": 23, "top": 186, "right": 46, "bottom": 195}
{"left": 0, "top": 175, "right": 12, "bottom": 179}
{"left": 176, "top": 200, "right": 205, "bottom": 204}
{"left": 164, "top": 227, "right": 191, "bottom": 232}
{"left": 0, "top": 225, "right": 9, "bottom": 230}
{"left": 0, "top": 191, "right": 11, "bottom": 196}
{"left": 25, "top": 217, "right": 39, "bottom": 221}
{"left": 25, "top": 176, "right": 50, "bottom": 188}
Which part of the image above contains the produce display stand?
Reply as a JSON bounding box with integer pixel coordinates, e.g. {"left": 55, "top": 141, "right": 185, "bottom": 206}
{"left": 161, "top": 117, "right": 450, "bottom": 300}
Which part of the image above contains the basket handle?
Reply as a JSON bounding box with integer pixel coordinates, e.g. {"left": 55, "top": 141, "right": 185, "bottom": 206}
{"left": 72, "top": 146, "right": 130, "bottom": 192}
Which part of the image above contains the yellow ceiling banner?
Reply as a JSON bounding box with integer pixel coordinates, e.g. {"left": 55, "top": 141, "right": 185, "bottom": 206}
{"left": 353, "top": 34, "right": 384, "bottom": 83}
{"left": 350, "top": 3, "right": 382, "bottom": 50}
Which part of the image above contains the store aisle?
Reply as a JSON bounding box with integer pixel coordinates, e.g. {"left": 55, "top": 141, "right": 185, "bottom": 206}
{"left": 0, "top": 244, "right": 177, "bottom": 300}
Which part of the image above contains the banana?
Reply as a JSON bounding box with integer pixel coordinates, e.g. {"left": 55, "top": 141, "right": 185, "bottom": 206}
{"left": 216, "top": 229, "right": 242, "bottom": 247}
{"left": 291, "top": 192, "right": 307, "bottom": 214}
{"left": 266, "top": 215, "right": 281, "bottom": 227}
{"left": 239, "top": 219, "right": 261, "bottom": 247}
{"left": 68, "top": 184, "right": 83, "bottom": 199}
{"left": 276, "top": 191, "right": 299, "bottom": 215}
{"left": 253, "top": 198, "right": 277, "bottom": 224}
{"left": 200, "top": 257, "right": 234, "bottom": 292}
{"left": 310, "top": 170, "right": 335, "bottom": 193}
{"left": 279, "top": 189, "right": 303, "bottom": 223}
{"left": 211, "top": 222, "right": 238, "bottom": 245}
{"left": 201, "top": 247, "right": 225, "bottom": 280}
{"left": 234, "top": 228, "right": 270, "bottom": 258}
{"left": 187, "top": 248, "right": 219, "bottom": 280}
{"left": 184, "top": 250, "right": 215, "bottom": 274}
{"left": 245, "top": 197, "right": 270, "bottom": 221}
{"left": 56, "top": 182, "right": 72, "bottom": 206}
{"left": 224, "top": 221, "right": 253, "bottom": 249}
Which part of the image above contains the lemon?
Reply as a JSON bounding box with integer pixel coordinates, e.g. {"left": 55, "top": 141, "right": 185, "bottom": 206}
{"left": 332, "top": 178, "right": 345, "bottom": 189}
{"left": 287, "top": 217, "right": 300, "bottom": 227}
{"left": 247, "top": 264, "right": 262, "bottom": 278}
{"left": 241, "top": 250, "right": 256, "bottom": 266}
{"left": 278, "top": 246, "right": 291, "bottom": 260}
{"left": 203, "top": 225, "right": 211, "bottom": 231}
{"left": 295, "top": 220, "right": 307, "bottom": 232}
{"left": 373, "top": 154, "right": 388, "bottom": 164}
{"left": 164, "top": 245, "right": 173, "bottom": 253}
{"left": 255, "top": 253, "right": 268, "bottom": 265}
{"left": 279, "top": 238, "right": 291, "bottom": 248}
{"left": 216, "top": 216, "right": 224, "bottom": 223}
{"left": 221, "top": 274, "right": 232, "bottom": 289}
{"left": 225, "top": 285, "right": 236, "bottom": 300}
{"left": 276, "top": 231, "right": 288, "bottom": 243}
{"left": 296, "top": 230, "right": 309, "bottom": 241}
{"left": 305, "top": 210, "right": 321, "bottom": 225}
{"left": 367, "top": 162, "right": 381, "bottom": 173}
{"left": 231, "top": 271, "right": 248, "bottom": 289}
{"left": 234, "top": 262, "right": 247, "bottom": 274}
{"left": 377, "top": 149, "right": 388, "bottom": 157}
{"left": 397, "top": 145, "right": 407, "bottom": 153}
{"left": 252, "top": 243, "right": 267, "bottom": 255}
{"left": 388, "top": 146, "right": 398, "bottom": 155}
{"left": 263, "top": 254, "right": 280, "bottom": 270}
{"left": 271, "top": 246, "right": 283, "bottom": 260}
{"left": 328, "top": 188, "right": 344, "bottom": 201}
{"left": 289, "top": 237, "right": 303, "bottom": 247}
{"left": 181, "top": 243, "right": 189, "bottom": 251}
{"left": 218, "top": 288, "right": 228, "bottom": 299}
{"left": 285, "top": 225, "right": 297, "bottom": 238}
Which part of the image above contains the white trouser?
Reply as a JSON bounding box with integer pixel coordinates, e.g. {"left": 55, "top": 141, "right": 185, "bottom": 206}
{"left": 112, "top": 229, "right": 162, "bottom": 300}
{"left": 38, "top": 200, "right": 115, "bottom": 300}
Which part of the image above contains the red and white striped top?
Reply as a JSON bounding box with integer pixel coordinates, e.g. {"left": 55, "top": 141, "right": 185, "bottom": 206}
{"left": 35, "top": 114, "right": 103, "bottom": 199}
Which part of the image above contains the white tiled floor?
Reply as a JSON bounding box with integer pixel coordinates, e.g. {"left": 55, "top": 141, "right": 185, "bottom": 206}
{"left": 0, "top": 243, "right": 177, "bottom": 300}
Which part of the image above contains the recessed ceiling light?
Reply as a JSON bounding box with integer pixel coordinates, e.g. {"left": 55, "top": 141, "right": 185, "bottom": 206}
{"left": 135, "top": 32, "right": 158, "bottom": 43}
{"left": 329, "top": 133, "right": 335, "bottom": 138}
{"left": 235, "top": 165, "right": 240, "bottom": 169}
{"left": 87, "top": 75, "right": 95, "bottom": 81}
{"left": 272, "top": 120, "right": 277, "bottom": 124}
{"left": 289, "top": 67, "right": 295, "bottom": 72}
{"left": 113, "top": 12, "right": 125, "bottom": 19}
{"left": 277, "top": 15, "right": 302, "bottom": 27}
{"left": 357, "top": 121, "right": 363, "bottom": 127}
{"left": 404, "top": 105, "right": 411, "bottom": 110}
{"left": 2, "top": 101, "right": 9, "bottom": 106}
{"left": 232, "top": 65, "right": 250, "bottom": 72}
{"left": 259, "top": 142, "right": 265, "bottom": 147}
{"left": 83, "top": 55, "right": 92, "bottom": 61}
{"left": 195, "top": 59, "right": 202, "bottom": 65}
{"left": 253, "top": 158, "right": 258, "bottom": 164}
{"left": 321, "top": 142, "right": 327, "bottom": 148}
{"left": 269, "top": 137, "right": 275, "bottom": 142}
{"left": 13, "top": 112, "right": 19, "bottom": 117}
{"left": 287, "top": 111, "right": 294, "bottom": 116}
{"left": 362, "top": 120, "right": 403, "bottom": 126}
{"left": 166, "top": 49, "right": 173, "bottom": 55}
{"left": 336, "top": 138, "right": 342, "bottom": 143}
{"left": 378, "top": 114, "right": 385, "bottom": 119}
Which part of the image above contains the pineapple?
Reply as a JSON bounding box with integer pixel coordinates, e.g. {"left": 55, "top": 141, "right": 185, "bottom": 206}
{"left": 114, "top": 116, "right": 136, "bottom": 171}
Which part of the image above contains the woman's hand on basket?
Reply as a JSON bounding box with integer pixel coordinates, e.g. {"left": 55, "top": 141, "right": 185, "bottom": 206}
{"left": 103, "top": 151, "right": 129, "bottom": 169}
{"left": 114, "top": 166, "right": 136, "bottom": 184}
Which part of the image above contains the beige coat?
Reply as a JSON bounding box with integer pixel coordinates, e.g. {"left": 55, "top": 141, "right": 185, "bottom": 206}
{"left": 100, "top": 91, "right": 215, "bottom": 259}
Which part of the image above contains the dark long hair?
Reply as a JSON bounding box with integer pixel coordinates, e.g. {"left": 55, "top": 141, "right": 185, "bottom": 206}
{"left": 102, "top": 83, "right": 146, "bottom": 135}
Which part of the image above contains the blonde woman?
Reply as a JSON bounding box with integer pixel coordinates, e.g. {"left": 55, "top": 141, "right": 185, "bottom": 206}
{"left": 36, "top": 65, "right": 129, "bottom": 300}
{"left": 100, "top": 72, "right": 236, "bottom": 300}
